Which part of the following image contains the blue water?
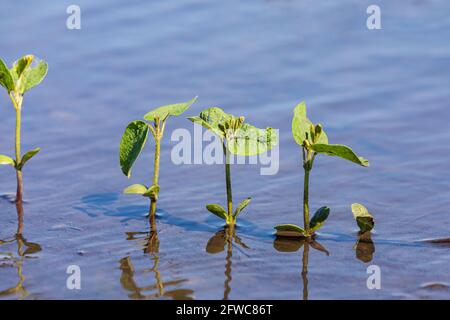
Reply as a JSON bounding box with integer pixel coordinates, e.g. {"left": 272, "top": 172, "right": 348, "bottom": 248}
{"left": 0, "top": 0, "right": 449, "bottom": 299}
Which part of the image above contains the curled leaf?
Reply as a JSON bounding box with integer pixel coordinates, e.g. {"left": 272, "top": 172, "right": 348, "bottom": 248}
{"left": 123, "top": 184, "right": 148, "bottom": 195}
{"left": 144, "top": 184, "right": 160, "bottom": 201}
{"left": 144, "top": 97, "right": 197, "bottom": 121}
{"left": 188, "top": 107, "right": 231, "bottom": 138}
{"left": 233, "top": 197, "right": 251, "bottom": 217}
{"left": 119, "top": 121, "right": 149, "bottom": 177}
{"left": 10, "top": 55, "right": 48, "bottom": 94}
{"left": 17, "top": 147, "right": 40, "bottom": 170}
{"left": 311, "top": 144, "right": 369, "bottom": 167}
{"left": 206, "top": 204, "right": 227, "bottom": 220}
{"left": 0, "top": 58, "right": 14, "bottom": 92}
{"left": 351, "top": 203, "right": 375, "bottom": 233}
{"left": 274, "top": 224, "right": 305, "bottom": 237}
{"left": 309, "top": 206, "right": 330, "bottom": 232}
{"left": 0, "top": 155, "right": 15, "bottom": 167}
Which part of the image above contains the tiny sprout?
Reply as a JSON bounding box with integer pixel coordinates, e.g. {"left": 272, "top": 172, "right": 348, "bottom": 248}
{"left": 0, "top": 55, "right": 48, "bottom": 204}
{"left": 189, "top": 107, "right": 278, "bottom": 227}
{"left": 351, "top": 203, "right": 375, "bottom": 234}
{"left": 119, "top": 97, "right": 197, "bottom": 222}
{"left": 275, "top": 102, "right": 369, "bottom": 238}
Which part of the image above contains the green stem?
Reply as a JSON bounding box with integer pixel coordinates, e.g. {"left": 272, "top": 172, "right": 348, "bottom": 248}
{"left": 150, "top": 121, "right": 161, "bottom": 221}
{"left": 303, "top": 167, "right": 310, "bottom": 234}
{"left": 223, "top": 142, "right": 233, "bottom": 223}
{"left": 10, "top": 93, "right": 23, "bottom": 203}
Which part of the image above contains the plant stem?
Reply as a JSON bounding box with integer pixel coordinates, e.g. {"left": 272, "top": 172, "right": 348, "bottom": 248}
{"left": 149, "top": 121, "right": 161, "bottom": 221}
{"left": 10, "top": 93, "right": 23, "bottom": 203}
{"left": 223, "top": 142, "right": 233, "bottom": 223}
{"left": 301, "top": 241, "right": 309, "bottom": 300}
{"left": 303, "top": 166, "right": 310, "bottom": 234}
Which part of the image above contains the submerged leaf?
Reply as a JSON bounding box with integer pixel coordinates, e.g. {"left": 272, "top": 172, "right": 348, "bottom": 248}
{"left": 0, "top": 155, "right": 15, "bottom": 167}
{"left": 123, "top": 184, "right": 148, "bottom": 195}
{"left": 144, "top": 184, "right": 160, "bottom": 201}
{"left": 17, "top": 147, "right": 40, "bottom": 170}
{"left": 351, "top": 203, "right": 375, "bottom": 233}
{"left": 233, "top": 197, "right": 251, "bottom": 217}
{"left": 119, "top": 121, "right": 149, "bottom": 177}
{"left": 227, "top": 124, "right": 278, "bottom": 156}
{"left": 206, "top": 204, "right": 228, "bottom": 220}
{"left": 0, "top": 59, "right": 14, "bottom": 92}
{"left": 309, "top": 206, "right": 330, "bottom": 232}
{"left": 311, "top": 143, "right": 369, "bottom": 167}
{"left": 144, "top": 96, "right": 197, "bottom": 121}
{"left": 274, "top": 224, "right": 306, "bottom": 237}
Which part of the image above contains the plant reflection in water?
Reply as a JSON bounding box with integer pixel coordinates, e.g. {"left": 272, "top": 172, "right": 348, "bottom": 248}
{"left": 120, "top": 215, "right": 194, "bottom": 299}
{"left": 205, "top": 226, "right": 249, "bottom": 300}
{"left": 273, "top": 237, "right": 329, "bottom": 300}
{"left": 0, "top": 200, "right": 41, "bottom": 299}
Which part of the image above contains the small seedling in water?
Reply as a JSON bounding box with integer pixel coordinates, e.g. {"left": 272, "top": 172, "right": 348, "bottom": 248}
{"left": 119, "top": 97, "right": 197, "bottom": 221}
{"left": 275, "top": 102, "right": 369, "bottom": 238}
{"left": 351, "top": 203, "right": 375, "bottom": 234}
{"left": 0, "top": 55, "right": 48, "bottom": 203}
{"left": 189, "top": 107, "right": 277, "bottom": 227}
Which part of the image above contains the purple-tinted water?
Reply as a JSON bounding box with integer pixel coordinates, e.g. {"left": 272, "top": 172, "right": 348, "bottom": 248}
{"left": 0, "top": 0, "right": 449, "bottom": 299}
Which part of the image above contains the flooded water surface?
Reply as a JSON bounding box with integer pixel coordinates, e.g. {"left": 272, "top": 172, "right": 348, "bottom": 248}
{"left": 1, "top": 0, "right": 450, "bottom": 299}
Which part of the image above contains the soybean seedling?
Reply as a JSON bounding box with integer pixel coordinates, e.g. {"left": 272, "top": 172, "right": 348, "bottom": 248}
{"left": 0, "top": 55, "right": 48, "bottom": 203}
{"left": 120, "top": 97, "right": 197, "bottom": 221}
{"left": 275, "top": 102, "right": 369, "bottom": 238}
{"left": 189, "top": 107, "right": 278, "bottom": 227}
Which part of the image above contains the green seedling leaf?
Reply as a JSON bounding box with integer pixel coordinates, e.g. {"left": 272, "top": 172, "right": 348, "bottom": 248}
{"left": 292, "top": 102, "right": 328, "bottom": 146}
{"left": 0, "top": 155, "right": 15, "bottom": 167}
{"left": 144, "top": 184, "right": 160, "bottom": 201}
{"left": 0, "top": 59, "right": 14, "bottom": 92}
{"left": 120, "top": 120, "right": 149, "bottom": 177}
{"left": 10, "top": 55, "right": 34, "bottom": 79}
{"left": 144, "top": 96, "right": 197, "bottom": 121}
{"left": 351, "top": 203, "right": 375, "bottom": 233}
{"left": 123, "top": 184, "right": 148, "bottom": 195}
{"left": 227, "top": 124, "right": 278, "bottom": 156}
{"left": 188, "top": 107, "right": 232, "bottom": 138}
{"left": 309, "top": 206, "right": 330, "bottom": 232}
{"left": 22, "top": 60, "right": 48, "bottom": 93}
{"left": 311, "top": 143, "right": 369, "bottom": 167}
{"left": 274, "top": 224, "right": 306, "bottom": 237}
{"left": 17, "top": 147, "right": 40, "bottom": 170}
{"left": 233, "top": 197, "right": 251, "bottom": 217}
{"left": 206, "top": 204, "right": 228, "bottom": 220}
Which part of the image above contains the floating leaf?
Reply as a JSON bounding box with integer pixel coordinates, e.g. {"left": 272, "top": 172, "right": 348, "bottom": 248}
{"left": 0, "top": 155, "right": 15, "bottom": 167}
{"left": 309, "top": 206, "right": 330, "bottom": 232}
{"left": 144, "top": 184, "right": 160, "bottom": 201}
{"left": 233, "top": 197, "right": 251, "bottom": 217}
{"left": 17, "top": 147, "right": 40, "bottom": 170}
{"left": 119, "top": 121, "right": 149, "bottom": 177}
{"left": 123, "top": 184, "right": 148, "bottom": 195}
{"left": 144, "top": 97, "right": 197, "bottom": 121}
{"left": 274, "top": 224, "right": 306, "bottom": 237}
{"left": 351, "top": 203, "right": 375, "bottom": 233}
{"left": 206, "top": 204, "right": 228, "bottom": 220}
{"left": 311, "top": 144, "right": 369, "bottom": 167}
{"left": 227, "top": 124, "right": 278, "bottom": 156}
{"left": 0, "top": 58, "right": 14, "bottom": 92}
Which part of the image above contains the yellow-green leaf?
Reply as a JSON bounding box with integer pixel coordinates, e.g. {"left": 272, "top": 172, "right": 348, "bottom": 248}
{"left": 206, "top": 204, "right": 227, "bottom": 220}
{"left": 144, "top": 97, "right": 197, "bottom": 121}
{"left": 0, "top": 155, "right": 15, "bottom": 167}
{"left": 0, "top": 58, "right": 14, "bottom": 93}
{"left": 123, "top": 184, "right": 148, "bottom": 195}
{"left": 233, "top": 197, "right": 251, "bottom": 217}
{"left": 274, "top": 224, "right": 305, "bottom": 237}
{"left": 309, "top": 206, "right": 330, "bottom": 232}
{"left": 351, "top": 203, "right": 375, "bottom": 233}
{"left": 311, "top": 143, "right": 369, "bottom": 167}
{"left": 17, "top": 147, "right": 40, "bottom": 170}
{"left": 227, "top": 124, "right": 278, "bottom": 156}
